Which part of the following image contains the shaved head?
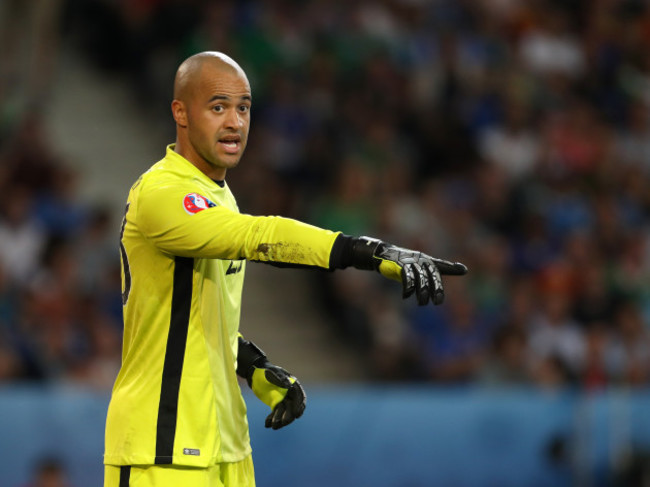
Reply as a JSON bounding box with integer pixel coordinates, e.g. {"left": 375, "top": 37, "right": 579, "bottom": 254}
{"left": 173, "top": 51, "right": 249, "bottom": 102}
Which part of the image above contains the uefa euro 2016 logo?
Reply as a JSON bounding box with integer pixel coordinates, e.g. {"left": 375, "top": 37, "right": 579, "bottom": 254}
{"left": 183, "top": 193, "right": 217, "bottom": 214}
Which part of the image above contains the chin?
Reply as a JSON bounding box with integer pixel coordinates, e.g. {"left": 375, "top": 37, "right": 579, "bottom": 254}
{"left": 225, "top": 156, "right": 242, "bottom": 167}
{"left": 212, "top": 157, "right": 241, "bottom": 171}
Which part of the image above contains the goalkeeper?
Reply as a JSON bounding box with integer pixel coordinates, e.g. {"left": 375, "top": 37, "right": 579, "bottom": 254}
{"left": 104, "top": 51, "right": 467, "bottom": 487}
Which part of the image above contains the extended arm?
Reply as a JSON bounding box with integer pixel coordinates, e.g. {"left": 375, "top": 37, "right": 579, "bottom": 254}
{"left": 137, "top": 182, "right": 467, "bottom": 305}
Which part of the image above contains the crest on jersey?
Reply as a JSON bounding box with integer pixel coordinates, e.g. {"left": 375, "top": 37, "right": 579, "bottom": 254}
{"left": 183, "top": 193, "right": 216, "bottom": 214}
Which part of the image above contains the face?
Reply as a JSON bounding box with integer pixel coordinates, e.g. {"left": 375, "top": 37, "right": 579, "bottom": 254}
{"left": 174, "top": 63, "right": 251, "bottom": 179}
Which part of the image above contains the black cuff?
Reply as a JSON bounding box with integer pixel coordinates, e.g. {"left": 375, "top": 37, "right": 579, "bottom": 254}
{"left": 328, "top": 234, "right": 354, "bottom": 269}
{"left": 236, "top": 337, "right": 268, "bottom": 382}
{"left": 328, "top": 234, "right": 383, "bottom": 271}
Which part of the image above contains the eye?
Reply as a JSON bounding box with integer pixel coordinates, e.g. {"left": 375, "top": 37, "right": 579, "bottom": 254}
{"left": 238, "top": 105, "right": 250, "bottom": 113}
{"left": 212, "top": 105, "right": 224, "bottom": 113}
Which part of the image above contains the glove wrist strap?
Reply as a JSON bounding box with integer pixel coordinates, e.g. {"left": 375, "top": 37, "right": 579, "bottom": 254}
{"left": 350, "top": 236, "right": 383, "bottom": 271}
{"left": 236, "top": 338, "right": 268, "bottom": 382}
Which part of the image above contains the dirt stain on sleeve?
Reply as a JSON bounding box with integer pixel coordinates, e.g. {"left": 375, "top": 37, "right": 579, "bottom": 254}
{"left": 256, "top": 242, "right": 307, "bottom": 263}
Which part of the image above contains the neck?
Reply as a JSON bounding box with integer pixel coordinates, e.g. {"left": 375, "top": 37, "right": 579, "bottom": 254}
{"left": 174, "top": 138, "right": 227, "bottom": 180}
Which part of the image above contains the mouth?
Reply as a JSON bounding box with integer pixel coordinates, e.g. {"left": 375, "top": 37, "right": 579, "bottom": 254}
{"left": 218, "top": 134, "right": 242, "bottom": 154}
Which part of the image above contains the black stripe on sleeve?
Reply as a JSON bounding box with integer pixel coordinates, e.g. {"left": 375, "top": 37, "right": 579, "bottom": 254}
{"left": 119, "top": 466, "right": 131, "bottom": 487}
{"left": 328, "top": 233, "right": 353, "bottom": 269}
{"left": 155, "top": 256, "right": 194, "bottom": 464}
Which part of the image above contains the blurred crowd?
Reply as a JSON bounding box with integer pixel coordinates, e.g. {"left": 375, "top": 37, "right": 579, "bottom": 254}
{"left": 2, "top": 0, "right": 650, "bottom": 391}
{"left": 0, "top": 114, "right": 122, "bottom": 389}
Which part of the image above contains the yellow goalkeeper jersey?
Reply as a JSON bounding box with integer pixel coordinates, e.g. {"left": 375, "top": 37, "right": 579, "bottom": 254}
{"left": 105, "top": 145, "right": 339, "bottom": 467}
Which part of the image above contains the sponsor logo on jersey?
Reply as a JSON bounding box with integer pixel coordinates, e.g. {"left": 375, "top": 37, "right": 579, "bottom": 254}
{"left": 226, "top": 260, "right": 243, "bottom": 275}
{"left": 183, "top": 448, "right": 201, "bottom": 456}
{"left": 183, "top": 193, "right": 216, "bottom": 214}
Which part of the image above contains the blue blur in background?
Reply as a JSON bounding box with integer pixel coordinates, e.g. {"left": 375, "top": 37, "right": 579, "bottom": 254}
{"left": 2, "top": 385, "right": 649, "bottom": 487}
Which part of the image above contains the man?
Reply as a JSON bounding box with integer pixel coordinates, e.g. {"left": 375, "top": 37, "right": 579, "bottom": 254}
{"left": 104, "top": 51, "right": 467, "bottom": 487}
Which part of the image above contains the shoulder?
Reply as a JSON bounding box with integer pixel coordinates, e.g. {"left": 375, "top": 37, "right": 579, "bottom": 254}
{"left": 132, "top": 158, "right": 194, "bottom": 202}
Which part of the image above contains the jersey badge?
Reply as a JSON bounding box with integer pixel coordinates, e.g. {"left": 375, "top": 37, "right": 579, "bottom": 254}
{"left": 183, "top": 193, "right": 217, "bottom": 214}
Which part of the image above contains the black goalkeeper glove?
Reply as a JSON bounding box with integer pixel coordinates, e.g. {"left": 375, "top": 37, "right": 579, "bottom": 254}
{"left": 236, "top": 337, "right": 306, "bottom": 430}
{"left": 348, "top": 236, "right": 468, "bottom": 306}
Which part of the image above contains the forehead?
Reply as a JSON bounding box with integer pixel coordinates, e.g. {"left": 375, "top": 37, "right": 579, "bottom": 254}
{"left": 196, "top": 64, "right": 251, "bottom": 101}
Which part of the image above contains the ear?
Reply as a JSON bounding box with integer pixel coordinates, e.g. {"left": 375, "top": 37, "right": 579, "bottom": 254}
{"left": 171, "top": 99, "right": 188, "bottom": 128}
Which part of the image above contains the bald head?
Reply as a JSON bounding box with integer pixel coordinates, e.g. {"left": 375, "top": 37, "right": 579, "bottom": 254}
{"left": 173, "top": 51, "right": 249, "bottom": 102}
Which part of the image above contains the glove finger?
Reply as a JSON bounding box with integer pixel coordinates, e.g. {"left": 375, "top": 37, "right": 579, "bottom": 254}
{"left": 266, "top": 402, "right": 285, "bottom": 429}
{"left": 280, "top": 406, "right": 297, "bottom": 428}
{"left": 270, "top": 401, "right": 300, "bottom": 430}
{"left": 273, "top": 403, "right": 291, "bottom": 430}
{"left": 432, "top": 258, "right": 468, "bottom": 276}
{"left": 276, "top": 387, "right": 305, "bottom": 429}
{"left": 265, "top": 410, "right": 274, "bottom": 429}
{"left": 289, "top": 383, "right": 307, "bottom": 419}
{"left": 412, "top": 262, "right": 430, "bottom": 305}
{"left": 401, "top": 263, "right": 416, "bottom": 299}
{"left": 424, "top": 262, "right": 444, "bottom": 305}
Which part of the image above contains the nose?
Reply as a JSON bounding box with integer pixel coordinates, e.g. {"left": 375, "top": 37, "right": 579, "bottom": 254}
{"left": 224, "top": 107, "right": 243, "bottom": 130}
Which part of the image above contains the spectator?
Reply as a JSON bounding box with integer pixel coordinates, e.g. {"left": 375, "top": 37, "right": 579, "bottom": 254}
{"left": 21, "top": 457, "right": 72, "bottom": 487}
{"left": 518, "top": 5, "right": 585, "bottom": 79}
{"left": 529, "top": 292, "right": 586, "bottom": 382}
{"left": 609, "top": 302, "right": 650, "bottom": 385}
{"left": 478, "top": 98, "right": 541, "bottom": 183}
{"left": 478, "top": 325, "right": 531, "bottom": 386}
{"left": 0, "top": 186, "right": 46, "bottom": 285}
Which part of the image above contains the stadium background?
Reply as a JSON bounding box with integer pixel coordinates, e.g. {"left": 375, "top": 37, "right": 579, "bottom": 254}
{"left": 2, "top": 0, "right": 650, "bottom": 485}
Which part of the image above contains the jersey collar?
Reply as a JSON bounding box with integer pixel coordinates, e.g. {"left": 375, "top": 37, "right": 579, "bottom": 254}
{"left": 164, "top": 144, "right": 226, "bottom": 189}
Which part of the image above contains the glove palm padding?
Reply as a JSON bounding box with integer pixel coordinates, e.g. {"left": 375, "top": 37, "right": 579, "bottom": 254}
{"left": 250, "top": 364, "right": 306, "bottom": 430}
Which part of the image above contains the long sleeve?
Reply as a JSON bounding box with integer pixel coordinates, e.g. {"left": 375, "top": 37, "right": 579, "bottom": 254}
{"left": 135, "top": 179, "right": 340, "bottom": 268}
